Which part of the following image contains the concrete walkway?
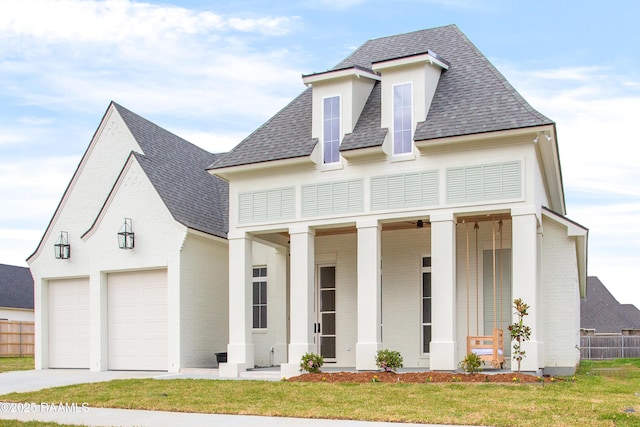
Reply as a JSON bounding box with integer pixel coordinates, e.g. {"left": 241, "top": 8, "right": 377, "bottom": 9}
{"left": 0, "top": 369, "right": 470, "bottom": 427}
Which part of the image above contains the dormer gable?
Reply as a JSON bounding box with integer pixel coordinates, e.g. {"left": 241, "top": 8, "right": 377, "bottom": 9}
{"left": 302, "top": 66, "right": 380, "bottom": 166}
{"left": 372, "top": 50, "right": 448, "bottom": 159}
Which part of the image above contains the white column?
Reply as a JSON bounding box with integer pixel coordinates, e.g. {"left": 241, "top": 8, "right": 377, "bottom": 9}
{"left": 272, "top": 247, "right": 289, "bottom": 365}
{"left": 430, "top": 213, "right": 457, "bottom": 371}
{"left": 356, "top": 219, "right": 381, "bottom": 370}
{"left": 281, "top": 226, "right": 315, "bottom": 379}
{"left": 89, "top": 272, "right": 108, "bottom": 371}
{"left": 220, "top": 231, "right": 254, "bottom": 377}
{"left": 512, "top": 212, "right": 543, "bottom": 372}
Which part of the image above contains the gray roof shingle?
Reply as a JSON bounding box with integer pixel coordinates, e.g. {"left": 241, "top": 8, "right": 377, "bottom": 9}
{"left": 114, "top": 103, "right": 228, "bottom": 238}
{"left": 0, "top": 264, "right": 34, "bottom": 310}
{"left": 340, "top": 81, "right": 387, "bottom": 152}
{"left": 210, "top": 24, "right": 553, "bottom": 170}
{"left": 581, "top": 276, "right": 640, "bottom": 333}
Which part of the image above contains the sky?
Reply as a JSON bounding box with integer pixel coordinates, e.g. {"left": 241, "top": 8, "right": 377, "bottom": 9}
{"left": 1, "top": 0, "right": 639, "bottom": 306}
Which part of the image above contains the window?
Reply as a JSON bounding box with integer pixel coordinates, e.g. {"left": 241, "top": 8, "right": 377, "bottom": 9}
{"left": 323, "top": 96, "right": 341, "bottom": 164}
{"left": 393, "top": 83, "right": 413, "bottom": 155}
{"left": 252, "top": 267, "right": 267, "bottom": 329}
{"left": 421, "top": 256, "right": 432, "bottom": 353}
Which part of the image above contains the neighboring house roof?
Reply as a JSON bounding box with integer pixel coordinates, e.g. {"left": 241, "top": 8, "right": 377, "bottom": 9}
{"left": 581, "top": 276, "right": 640, "bottom": 333}
{"left": 113, "top": 103, "right": 229, "bottom": 239}
{"left": 0, "top": 264, "right": 34, "bottom": 310}
{"left": 210, "top": 24, "right": 553, "bottom": 170}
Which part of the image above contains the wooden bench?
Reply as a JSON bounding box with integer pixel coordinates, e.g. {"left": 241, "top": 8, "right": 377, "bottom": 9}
{"left": 467, "top": 328, "right": 505, "bottom": 368}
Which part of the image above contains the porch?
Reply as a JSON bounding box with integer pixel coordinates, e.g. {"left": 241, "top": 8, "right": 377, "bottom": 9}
{"left": 220, "top": 209, "right": 544, "bottom": 378}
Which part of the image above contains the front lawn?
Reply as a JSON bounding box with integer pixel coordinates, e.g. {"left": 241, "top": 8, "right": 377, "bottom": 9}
{"left": 1, "top": 359, "right": 639, "bottom": 426}
{"left": 0, "top": 357, "right": 34, "bottom": 373}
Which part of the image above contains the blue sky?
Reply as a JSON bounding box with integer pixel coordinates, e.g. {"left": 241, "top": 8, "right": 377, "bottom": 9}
{"left": 1, "top": 0, "right": 639, "bottom": 306}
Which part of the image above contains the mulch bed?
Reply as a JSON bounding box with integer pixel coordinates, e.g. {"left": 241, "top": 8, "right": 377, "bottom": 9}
{"left": 288, "top": 371, "right": 552, "bottom": 383}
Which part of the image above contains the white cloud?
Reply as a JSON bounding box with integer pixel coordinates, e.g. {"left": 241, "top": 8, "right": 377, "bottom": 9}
{"left": 0, "top": 0, "right": 298, "bottom": 44}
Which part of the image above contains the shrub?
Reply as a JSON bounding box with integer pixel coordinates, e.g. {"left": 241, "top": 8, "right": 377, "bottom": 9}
{"left": 375, "top": 349, "right": 403, "bottom": 372}
{"left": 459, "top": 352, "right": 483, "bottom": 373}
{"left": 299, "top": 352, "right": 323, "bottom": 373}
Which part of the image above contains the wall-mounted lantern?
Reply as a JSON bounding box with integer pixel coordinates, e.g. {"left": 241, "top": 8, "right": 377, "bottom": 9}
{"left": 118, "top": 218, "right": 135, "bottom": 250}
{"left": 54, "top": 231, "right": 70, "bottom": 259}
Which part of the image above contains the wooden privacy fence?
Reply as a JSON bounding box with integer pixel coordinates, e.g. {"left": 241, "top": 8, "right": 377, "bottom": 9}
{"left": 580, "top": 335, "right": 640, "bottom": 360}
{"left": 0, "top": 320, "right": 35, "bottom": 357}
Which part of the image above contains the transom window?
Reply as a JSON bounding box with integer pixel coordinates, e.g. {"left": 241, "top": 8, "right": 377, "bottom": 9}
{"left": 421, "top": 256, "right": 432, "bottom": 353}
{"left": 252, "top": 267, "right": 267, "bottom": 329}
{"left": 393, "top": 83, "right": 413, "bottom": 155}
{"left": 323, "top": 96, "right": 341, "bottom": 164}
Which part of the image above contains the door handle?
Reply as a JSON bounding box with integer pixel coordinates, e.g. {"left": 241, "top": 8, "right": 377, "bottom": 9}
{"left": 318, "top": 323, "right": 321, "bottom": 333}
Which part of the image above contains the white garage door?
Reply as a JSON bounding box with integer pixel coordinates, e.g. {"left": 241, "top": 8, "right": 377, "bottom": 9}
{"left": 108, "top": 269, "right": 167, "bottom": 371}
{"left": 48, "top": 278, "right": 90, "bottom": 368}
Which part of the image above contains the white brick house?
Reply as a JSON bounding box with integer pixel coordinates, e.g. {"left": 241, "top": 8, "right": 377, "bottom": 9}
{"left": 208, "top": 25, "right": 587, "bottom": 377}
{"left": 29, "top": 25, "right": 587, "bottom": 377}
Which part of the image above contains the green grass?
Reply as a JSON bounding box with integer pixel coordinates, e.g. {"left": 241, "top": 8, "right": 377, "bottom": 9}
{"left": 1, "top": 359, "right": 640, "bottom": 426}
{"left": 0, "top": 357, "right": 34, "bottom": 373}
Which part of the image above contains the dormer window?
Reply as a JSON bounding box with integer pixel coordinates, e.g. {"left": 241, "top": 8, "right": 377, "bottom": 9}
{"left": 323, "top": 95, "right": 341, "bottom": 164}
{"left": 393, "top": 83, "right": 413, "bottom": 155}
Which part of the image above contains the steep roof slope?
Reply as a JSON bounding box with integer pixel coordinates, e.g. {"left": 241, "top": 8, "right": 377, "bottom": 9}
{"left": 211, "top": 24, "right": 552, "bottom": 170}
{"left": 114, "top": 103, "right": 228, "bottom": 238}
{"left": 581, "top": 276, "right": 640, "bottom": 333}
{"left": 0, "top": 264, "right": 34, "bottom": 310}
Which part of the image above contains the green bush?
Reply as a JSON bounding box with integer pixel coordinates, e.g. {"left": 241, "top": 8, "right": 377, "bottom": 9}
{"left": 375, "top": 349, "right": 403, "bottom": 372}
{"left": 459, "top": 352, "right": 483, "bottom": 373}
{"left": 300, "top": 352, "right": 323, "bottom": 373}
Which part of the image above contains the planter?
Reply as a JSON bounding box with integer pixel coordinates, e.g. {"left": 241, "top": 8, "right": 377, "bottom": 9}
{"left": 215, "top": 352, "right": 227, "bottom": 365}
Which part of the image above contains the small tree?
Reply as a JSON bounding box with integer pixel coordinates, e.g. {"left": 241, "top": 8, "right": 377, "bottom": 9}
{"left": 507, "top": 298, "right": 532, "bottom": 374}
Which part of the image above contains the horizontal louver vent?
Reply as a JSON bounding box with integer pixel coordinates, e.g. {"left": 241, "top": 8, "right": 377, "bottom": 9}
{"left": 371, "top": 170, "right": 439, "bottom": 210}
{"left": 239, "top": 187, "right": 295, "bottom": 224}
{"left": 302, "top": 179, "right": 364, "bottom": 218}
{"left": 446, "top": 161, "right": 521, "bottom": 204}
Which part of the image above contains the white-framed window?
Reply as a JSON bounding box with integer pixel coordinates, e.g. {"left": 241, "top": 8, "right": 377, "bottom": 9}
{"left": 323, "top": 95, "right": 341, "bottom": 164}
{"left": 252, "top": 266, "right": 267, "bottom": 329}
{"left": 393, "top": 83, "right": 413, "bottom": 155}
{"left": 421, "top": 256, "right": 432, "bottom": 354}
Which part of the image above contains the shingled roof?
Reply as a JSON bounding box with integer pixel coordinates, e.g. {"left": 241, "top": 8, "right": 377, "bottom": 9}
{"left": 0, "top": 264, "right": 34, "bottom": 310}
{"left": 581, "top": 276, "right": 640, "bottom": 333}
{"left": 210, "top": 24, "right": 553, "bottom": 170}
{"left": 113, "top": 103, "right": 229, "bottom": 238}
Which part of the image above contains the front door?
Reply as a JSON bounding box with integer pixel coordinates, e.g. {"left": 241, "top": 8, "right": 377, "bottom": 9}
{"left": 316, "top": 265, "right": 336, "bottom": 362}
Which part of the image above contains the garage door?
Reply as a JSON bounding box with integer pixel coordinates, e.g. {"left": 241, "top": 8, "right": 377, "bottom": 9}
{"left": 108, "top": 269, "right": 167, "bottom": 370}
{"left": 48, "top": 278, "right": 90, "bottom": 368}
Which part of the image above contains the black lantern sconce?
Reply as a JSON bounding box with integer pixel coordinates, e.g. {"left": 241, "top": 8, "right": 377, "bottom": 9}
{"left": 54, "top": 231, "right": 70, "bottom": 259}
{"left": 118, "top": 218, "right": 135, "bottom": 250}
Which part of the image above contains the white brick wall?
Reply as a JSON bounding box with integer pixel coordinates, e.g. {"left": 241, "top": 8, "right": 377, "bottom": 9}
{"left": 180, "top": 234, "right": 229, "bottom": 368}
{"left": 542, "top": 217, "right": 580, "bottom": 370}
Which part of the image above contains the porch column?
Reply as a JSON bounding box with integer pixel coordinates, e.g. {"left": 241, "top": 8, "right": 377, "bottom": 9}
{"left": 281, "top": 225, "right": 315, "bottom": 379}
{"left": 511, "top": 211, "right": 544, "bottom": 372}
{"left": 430, "top": 213, "right": 458, "bottom": 370}
{"left": 356, "top": 219, "right": 381, "bottom": 370}
{"left": 220, "top": 231, "right": 254, "bottom": 378}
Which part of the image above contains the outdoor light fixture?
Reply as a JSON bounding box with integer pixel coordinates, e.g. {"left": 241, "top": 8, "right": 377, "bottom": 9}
{"left": 118, "top": 218, "right": 135, "bottom": 250}
{"left": 416, "top": 219, "right": 424, "bottom": 229}
{"left": 54, "top": 231, "right": 70, "bottom": 259}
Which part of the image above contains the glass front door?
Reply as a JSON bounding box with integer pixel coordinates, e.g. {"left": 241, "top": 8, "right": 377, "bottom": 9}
{"left": 316, "top": 265, "right": 336, "bottom": 361}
